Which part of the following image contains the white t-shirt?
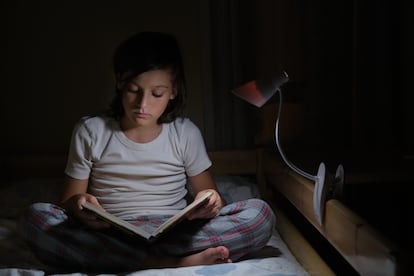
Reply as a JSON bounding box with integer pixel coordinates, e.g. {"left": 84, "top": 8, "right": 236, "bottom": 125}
{"left": 64, "top": 116, "right": 212, "bottom": 219}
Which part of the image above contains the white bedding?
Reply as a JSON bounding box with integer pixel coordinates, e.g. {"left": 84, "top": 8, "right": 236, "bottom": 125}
{"left": 0, "top": 175, "right": 309, "bottom": 276}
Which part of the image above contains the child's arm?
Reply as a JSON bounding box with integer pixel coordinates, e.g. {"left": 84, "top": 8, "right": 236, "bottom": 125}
{"left": 59, "top": 175, "right": 110, "bottom": 229}
{"left": 187, "top": 169, "right": 225, "bottom": 220}
{"left": 60, "top": 175, "right": 89, "bottom": 204}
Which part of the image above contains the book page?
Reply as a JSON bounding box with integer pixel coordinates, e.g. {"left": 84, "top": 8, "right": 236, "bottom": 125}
{"left": 81, "top": 191, "right": 213, "bottom": 240}
{"left": 153, "top": 191, "right": 213, "bottom": 237}
{"left": 82, "top": 202, "right": 152, "bottom": 240}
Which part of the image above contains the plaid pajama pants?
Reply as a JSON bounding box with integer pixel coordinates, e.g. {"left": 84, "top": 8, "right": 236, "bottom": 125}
{"left": 19, "top": 198, "right": 275, "bottom": 272}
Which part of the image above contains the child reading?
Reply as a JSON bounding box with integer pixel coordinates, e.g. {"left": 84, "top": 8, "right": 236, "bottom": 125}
{"left": 20, "top": 31, "right": 275, "bottom": 273}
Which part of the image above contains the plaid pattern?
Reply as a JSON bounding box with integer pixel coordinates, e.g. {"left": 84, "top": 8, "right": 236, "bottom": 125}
{"left": 19, "top": 199, "right": 275, "bottom": 272}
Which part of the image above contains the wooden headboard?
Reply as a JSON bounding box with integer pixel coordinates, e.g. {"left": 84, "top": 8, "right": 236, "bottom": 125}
{"left": 2, "top": 150, "right": 257, "bottom": 180}
{"left": 208, "top": 150, "right": 258, "bottom": 175}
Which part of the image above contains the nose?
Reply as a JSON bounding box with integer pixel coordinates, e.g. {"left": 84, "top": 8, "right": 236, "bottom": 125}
{"left": 136, "top": 91, "right": 149, "bottom": 108}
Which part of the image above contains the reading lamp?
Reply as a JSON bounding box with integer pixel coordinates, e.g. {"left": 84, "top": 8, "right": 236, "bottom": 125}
{"left": 232, "top": 71, "right": 344, "bottom": 225}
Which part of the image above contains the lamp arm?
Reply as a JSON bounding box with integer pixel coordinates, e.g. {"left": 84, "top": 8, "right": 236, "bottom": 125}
{"left": 274, "top": 88, "right": 316, "bottom": 181}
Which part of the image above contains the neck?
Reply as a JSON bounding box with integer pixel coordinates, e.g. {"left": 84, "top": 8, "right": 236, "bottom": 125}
{"left": 120, "top": 120, "right": 162, "bottom": 143}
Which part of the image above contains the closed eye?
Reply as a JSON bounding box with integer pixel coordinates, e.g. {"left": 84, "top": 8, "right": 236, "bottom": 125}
{"left": 152, "top": 86, "right": 170, "bottom": 97}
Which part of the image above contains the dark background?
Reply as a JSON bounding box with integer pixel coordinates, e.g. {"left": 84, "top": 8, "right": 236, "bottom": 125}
{"left": 2, "top": 1, "right": 413, "bottom": 156}
{"left": 2, "top": 0, "right": 413, "bottom": 273}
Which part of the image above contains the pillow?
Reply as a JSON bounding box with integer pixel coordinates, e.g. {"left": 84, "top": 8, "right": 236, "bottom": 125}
{"left": 213, "top": 174, "right": 261, "bottom": 204}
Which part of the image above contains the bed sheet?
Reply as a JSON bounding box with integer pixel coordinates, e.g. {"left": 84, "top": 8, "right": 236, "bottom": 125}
{"left": 0, "top": 227, "right": 308, "bottom": 276}
{"left": 0, "top": 175, "right": 309, "bottom": 276}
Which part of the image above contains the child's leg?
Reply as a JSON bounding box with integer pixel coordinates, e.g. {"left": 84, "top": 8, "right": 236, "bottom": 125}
{"left": 19, "top": 202, "right": 149, "bottom": 273}
{"left": 19, "top": 199, "right": 274, "bottom": 271}
{"left": 155, "top": 198, "right": 276, "bottom": 260}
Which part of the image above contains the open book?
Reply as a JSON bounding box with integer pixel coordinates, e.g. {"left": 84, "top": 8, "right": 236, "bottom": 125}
{"left": 82, "top": 191, "right": 213, "bottom": 241}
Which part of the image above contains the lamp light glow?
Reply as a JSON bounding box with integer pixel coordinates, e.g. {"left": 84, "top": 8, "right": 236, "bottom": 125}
{"left": 232, "top": 71, "right": 344, "bottom": 225}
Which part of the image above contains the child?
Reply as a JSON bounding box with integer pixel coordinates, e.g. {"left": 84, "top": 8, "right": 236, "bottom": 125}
{"left": 20, "top": 31, "right": 275, "bottom": 273}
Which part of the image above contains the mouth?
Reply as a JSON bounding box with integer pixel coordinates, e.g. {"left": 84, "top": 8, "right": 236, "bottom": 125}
{"left": 132, "top": 110, "right": 150, "bottom": 119}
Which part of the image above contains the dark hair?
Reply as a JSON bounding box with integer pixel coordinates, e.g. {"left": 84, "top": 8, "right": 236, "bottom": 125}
{"left": 108, "top": 32, "right": 187, "bottom": 123}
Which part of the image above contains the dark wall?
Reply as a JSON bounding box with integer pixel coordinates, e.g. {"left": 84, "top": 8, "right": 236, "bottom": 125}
{"left": 1, "top": 1, "right": 210, "bottom": 155}
{"left": 2, "top": 0, "right": 413, "bottom": 158}
{"left": 229, "top": 0, "right": 413, "bottom": 155}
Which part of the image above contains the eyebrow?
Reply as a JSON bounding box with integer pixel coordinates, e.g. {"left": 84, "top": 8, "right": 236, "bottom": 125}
{"left": 152, "top": 85, "right": 170, "bottom": 89}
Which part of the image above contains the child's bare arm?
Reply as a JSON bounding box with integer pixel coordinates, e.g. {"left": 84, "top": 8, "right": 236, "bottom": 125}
{"left": 60, "top": 175, "right": 110, "bottom": 229}
{"left": 187, "top": 170, "right": 225, "bottom": 220}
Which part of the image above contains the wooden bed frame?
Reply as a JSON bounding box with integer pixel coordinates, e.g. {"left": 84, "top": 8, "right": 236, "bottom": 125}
{"left": 256, "top": 149, "right": 405, "bottom": 276}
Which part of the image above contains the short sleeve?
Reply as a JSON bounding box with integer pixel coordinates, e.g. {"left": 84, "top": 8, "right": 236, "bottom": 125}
{"left": 64, "top": 118, "right": 94, "bottom": 180}
{"left": 176, "top": 119, "right": 212, "bottom": 177}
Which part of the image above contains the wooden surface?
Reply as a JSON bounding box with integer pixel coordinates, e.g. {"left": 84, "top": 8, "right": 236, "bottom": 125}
{"left": 261, "top": 150, "right": 402, "bottom": 276}
{"left": 208, "top": 149, "right": 258, "bottom": 175}
{"left": 271, "top": 204, "right": 335, "bottom": 276}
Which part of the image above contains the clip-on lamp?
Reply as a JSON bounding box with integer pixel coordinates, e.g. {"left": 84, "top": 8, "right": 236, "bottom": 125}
{"left": 232, "top": 71, "right": 344, "bottom": 225}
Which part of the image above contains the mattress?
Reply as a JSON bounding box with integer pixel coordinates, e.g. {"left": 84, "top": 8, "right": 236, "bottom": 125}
{"left": 0, "top": 175, "right": 309, "bottom": 276}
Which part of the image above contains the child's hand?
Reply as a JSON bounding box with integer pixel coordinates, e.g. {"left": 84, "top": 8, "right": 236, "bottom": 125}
{"left": 63, "top": 194, "right": 111, "bottom": 229}
{"left": 187, "top": 189, "right": 224, "bottom": 220}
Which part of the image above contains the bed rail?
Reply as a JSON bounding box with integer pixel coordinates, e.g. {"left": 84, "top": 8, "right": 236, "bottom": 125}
{"left": 260, "top": 149, "right": 402, "bottom": 276}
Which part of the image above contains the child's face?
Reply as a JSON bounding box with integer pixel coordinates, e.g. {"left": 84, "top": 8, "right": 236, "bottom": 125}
{"left": 118, "top": 69, "right": 176, "bottom": 128}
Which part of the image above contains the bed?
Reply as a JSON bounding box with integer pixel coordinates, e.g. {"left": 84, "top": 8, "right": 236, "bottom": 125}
{"left": 2, "top": 148, "right": 405, "bottom": 275}
{"left": 0, "top": 150, "right": 332, "bottom": 276}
